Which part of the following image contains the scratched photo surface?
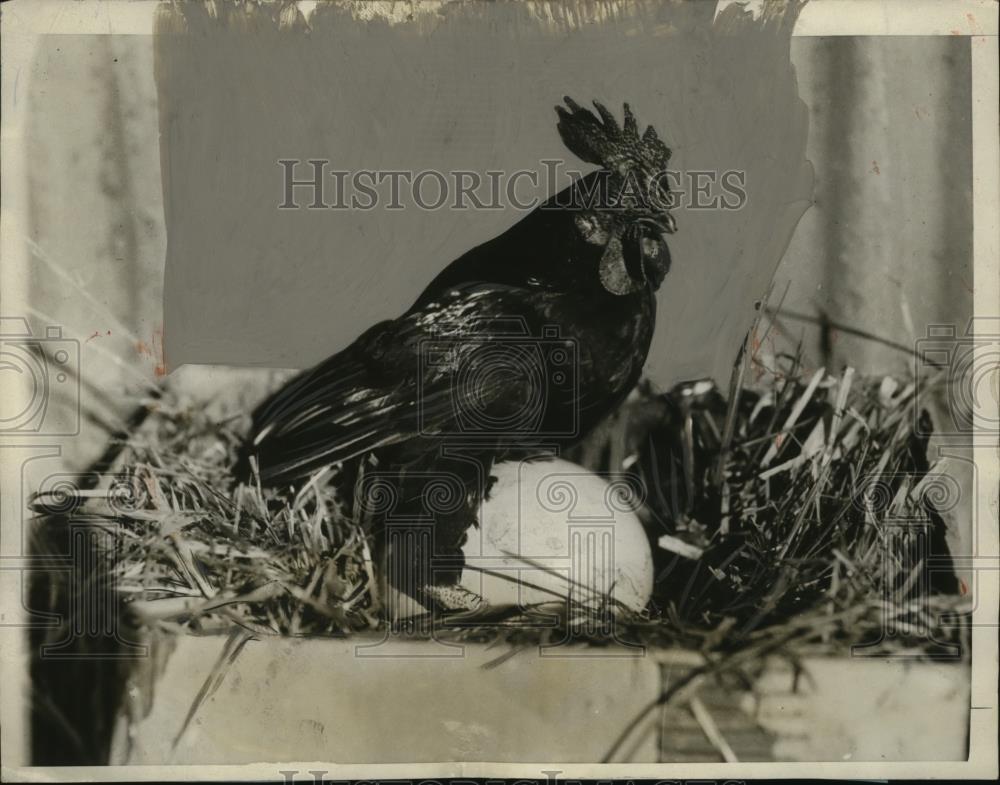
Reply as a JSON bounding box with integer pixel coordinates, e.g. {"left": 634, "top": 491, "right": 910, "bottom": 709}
{"left": 1, "top": 0, "right": 993, "bottom": 778}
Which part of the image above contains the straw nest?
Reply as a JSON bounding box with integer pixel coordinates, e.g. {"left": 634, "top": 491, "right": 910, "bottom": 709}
{"left": 30, "top": 345, "right": 969, "bottom": 663}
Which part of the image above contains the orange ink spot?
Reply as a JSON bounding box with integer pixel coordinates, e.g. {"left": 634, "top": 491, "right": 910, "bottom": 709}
{"left": 152, "top": 325, "right": 167, "bottom": 377}
{"left": 136, "top": 327, "right": 167, "bottom": 377}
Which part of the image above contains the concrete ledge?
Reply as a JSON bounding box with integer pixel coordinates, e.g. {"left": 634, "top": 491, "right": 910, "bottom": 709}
{"left": 113, "top": 635, "right": 662, "bottom": 764}
{"left": 111, "top": 633, "right": 971, "bottom": 765}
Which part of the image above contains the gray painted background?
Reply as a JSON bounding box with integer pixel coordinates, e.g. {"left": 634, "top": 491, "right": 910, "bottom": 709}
{"left": 154, "top": 0, "right": 813, "bottom": 388}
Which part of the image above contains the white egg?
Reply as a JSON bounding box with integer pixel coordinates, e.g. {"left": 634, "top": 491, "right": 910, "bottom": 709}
{"left": 460, "top": 458, "right": 653, "bottom": 613}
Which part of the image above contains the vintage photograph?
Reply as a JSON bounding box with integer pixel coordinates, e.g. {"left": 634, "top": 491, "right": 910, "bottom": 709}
{"left": 1, "top": 0, "right": 997, "bottom": 780}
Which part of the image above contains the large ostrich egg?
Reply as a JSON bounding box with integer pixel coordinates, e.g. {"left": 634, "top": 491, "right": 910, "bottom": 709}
{"left": 460, "top": 459, "right": 654, "bottom": 613}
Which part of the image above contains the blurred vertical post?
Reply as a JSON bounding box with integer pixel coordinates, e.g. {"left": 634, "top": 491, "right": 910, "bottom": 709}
{"left": 17, "top": 21, "right": 166, "bottom": 765}
{"left": 820, "top": 38, "right": 895, "bottom": 372}
{"left": 780, "top": 37, "right": 973, "bottom": 375}
{"left": 0, "top": 10, "right": 36, "bottom": 768}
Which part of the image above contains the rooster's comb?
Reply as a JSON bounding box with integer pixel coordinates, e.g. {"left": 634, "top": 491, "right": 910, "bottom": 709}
{"left": 556, "top": 97, "right": 671, "bottom": 175}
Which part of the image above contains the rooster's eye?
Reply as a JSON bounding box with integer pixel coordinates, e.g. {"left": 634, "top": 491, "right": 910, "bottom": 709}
{"left": 574, "top": 213, "right": 610, "bottom": 245}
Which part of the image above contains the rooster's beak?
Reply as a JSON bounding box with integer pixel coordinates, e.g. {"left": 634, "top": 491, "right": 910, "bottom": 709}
{"left": 638, "top": 214, "right": 677, "bottom": 236}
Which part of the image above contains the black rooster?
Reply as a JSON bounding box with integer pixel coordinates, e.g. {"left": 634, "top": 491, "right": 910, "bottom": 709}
{"left": 240, "top": 97, "right": 677, "bottom": 608}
